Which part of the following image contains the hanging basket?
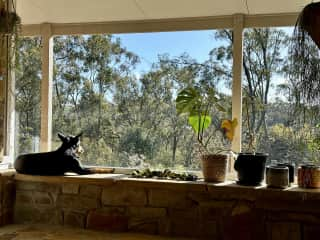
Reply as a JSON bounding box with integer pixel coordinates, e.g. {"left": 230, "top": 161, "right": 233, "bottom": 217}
{"left": 0, "top": 8, "right": 20, "bottom": 35}
{"left": 296, "top": 2, "right": 320, "bottom": 49}
{"left": 289, "top": 2, "right": 320, "bottom": 103}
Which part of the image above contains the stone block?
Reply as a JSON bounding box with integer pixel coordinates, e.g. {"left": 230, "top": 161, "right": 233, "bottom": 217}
{"left": 3, "top": 180, "right": 15, "bottom": 209}
{"left": 102, "top": 186, "right": 146, "bottom": 206}
{"left": 86, "top": 210, "right": 128, "bottom": 231}
{"left": 148, "top": 189, "right": 193, "bottom": 209}
{"left": 14, "top": 207, "right": 62, "bottom": 225}
{"left": 158, "top": 217, "right": 171, "bottom": 235}
{"left": 168, "top": 207, "right": 198, "bottom": 219}
{"left": 268, "top": 211, "right": 320, "bottom": 224}
{"left": 267, "top": 222, "right": 301, "bottom": 240}
{"left": 127, "top": 207, "right": 167, "bottom": 218}
{"left": 169, "top": 218, "right": 201, "bottom": 238}
{"left": 201, "top": 220, "right": 217, "bottom": 238}
{"left": 96, "top": 207, "right": 126, "bottom": 216}
{"left": 128, "top": 218, "right": 159, "bottom": 234}
{"left": 62, "top": 183, "right": 79, "bottom": 194}
{"left": 303, "top": 225, "right": 320, "bottom": 240}
{"left": 15, "top": 181, "right": 38, "bottom": 191}
{"left": 208, "top": 186, "right": 258, "bottom": 201}
{"left": 16, "top": 181, "right": 60, "bottom": 195}
{"left": 256, "top": 199, "right": 318, "bottom": 213}
{"left": 33, "top": 192, "right": 54, "bottom": 208}
{"left": 63, "top": 211, "right": 86, "bottom": 228}
{"left": 200, "top": 202, "right": 234, "bottom": 220}
{"left": 38, "top": 209, "right": 63, "bottom": 225}
{"left": 57, "top": 194, "right": 100, "bottom": 212}
{"left": 14, "top": 207, "right": 35, "bottom": 223}
{"left": 223, "top": 210, "right": 259, "bottom": 240}
{"left": 118, "top": 178, "right": 206, "bottom": 192}
{"left": 15, "top": 190, "right": 34, "bottom": 206}
{"left": 79, "top": 185, "right": 102, "bottom": 198}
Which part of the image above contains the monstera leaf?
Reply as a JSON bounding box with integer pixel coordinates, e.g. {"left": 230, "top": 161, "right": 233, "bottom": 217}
{"left": 176, "top": 87, "right": 202, "bottom": 115}
{"left": 188, "top": 115, "right": 211, "bottom": 133}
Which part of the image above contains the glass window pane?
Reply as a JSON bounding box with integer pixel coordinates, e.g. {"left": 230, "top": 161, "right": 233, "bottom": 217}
{"left": 52, "top": 31, "right": 232, "bottom": 170}
{"left": 240, "top": 27, "right": 318, "bottom": 168}
{"left": 15, "top": 37, "right": 42, "bottom": 156}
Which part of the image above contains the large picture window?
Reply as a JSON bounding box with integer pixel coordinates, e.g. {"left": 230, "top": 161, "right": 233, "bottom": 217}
{"left": 52, "top": 30, "right": 232, "bottom": 170}
{"left": 17, "top": 21, "right": 313, "bottom": 176}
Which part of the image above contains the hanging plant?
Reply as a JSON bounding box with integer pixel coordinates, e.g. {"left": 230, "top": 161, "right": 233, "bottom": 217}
{"left": 289, "top": 2, "right": 320, "bottom": 103}
{"left": 0, "top": 0, "right": 20, "bottom": 79}
{"left": 0, "top": 0, "right": 20, "bottom": 35}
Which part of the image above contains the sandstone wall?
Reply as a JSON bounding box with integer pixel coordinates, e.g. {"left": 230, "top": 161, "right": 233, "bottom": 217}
{"left": 0, "top": 170, "right": 15, "bottom": 226}
{"left": 10, "top": 174, "right": 320, "bottom": 239}
{"left": 0, "top": 172, "right": 312, "bottom": 240}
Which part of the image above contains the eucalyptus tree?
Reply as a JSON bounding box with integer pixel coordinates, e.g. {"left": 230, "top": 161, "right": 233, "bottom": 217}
{"left": 15, "top": 37, "right": 41, "bottom": 154}
{"left": 211, "top": 29, "right": 289, "bottom": 152}
{"left": 53, "top": 35, "right": 139, "bottom": 165}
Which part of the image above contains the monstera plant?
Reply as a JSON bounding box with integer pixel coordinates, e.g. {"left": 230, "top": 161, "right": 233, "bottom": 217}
{"left": 176, "top": 85, "right": 237, "bottom": 182}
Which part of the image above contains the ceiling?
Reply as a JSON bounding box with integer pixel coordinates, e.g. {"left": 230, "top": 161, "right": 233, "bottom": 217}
{"left": 16, "top": 0, "right": 312, "bottom": 25}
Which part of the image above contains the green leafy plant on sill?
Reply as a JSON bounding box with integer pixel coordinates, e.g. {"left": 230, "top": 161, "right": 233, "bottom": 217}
{"left": 175, "top": 85, "right": 237, "bottom": 155}
{"left": 131, "top": 168, "right": 198, "bottom": 181}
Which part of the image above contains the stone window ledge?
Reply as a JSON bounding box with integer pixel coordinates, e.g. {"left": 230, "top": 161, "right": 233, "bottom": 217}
{"left": 6, "top": 170, "right": 319, "bottom": 202}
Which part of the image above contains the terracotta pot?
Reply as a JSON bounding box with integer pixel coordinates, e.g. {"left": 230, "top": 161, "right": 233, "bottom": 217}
{"left": 201, "top": 154, "right": 228, "bottom": 182}
{"left": 234, "top": 152, "right": 267, "bottom": 186}
{"left": 298, "top": 164, "right": 320, "bottom": 188}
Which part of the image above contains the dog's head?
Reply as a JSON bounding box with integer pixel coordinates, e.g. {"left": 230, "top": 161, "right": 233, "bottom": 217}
{"left": 58, "top": 132, "right": 84, "bottom": 156}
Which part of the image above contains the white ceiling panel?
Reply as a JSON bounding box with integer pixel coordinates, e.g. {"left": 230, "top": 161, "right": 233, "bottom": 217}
{"left": 16, "top": 0, "right": 313, "bottom": 25}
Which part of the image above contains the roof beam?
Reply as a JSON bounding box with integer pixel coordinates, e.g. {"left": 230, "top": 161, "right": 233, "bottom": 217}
{"left": 21, "top": 13, "right": 299, "bottom": 37}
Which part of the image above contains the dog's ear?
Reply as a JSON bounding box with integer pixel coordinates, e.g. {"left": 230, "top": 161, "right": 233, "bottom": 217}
{"left": 76, "top": 132, "right": 83, "bottom": 138}
{"left": 58, "top": 133, "right": 67, "bottom": 142}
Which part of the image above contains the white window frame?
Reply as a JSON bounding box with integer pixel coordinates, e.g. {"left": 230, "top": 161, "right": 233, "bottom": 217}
{"left": 14, "top": 13, "right": 297, "bottom": 158}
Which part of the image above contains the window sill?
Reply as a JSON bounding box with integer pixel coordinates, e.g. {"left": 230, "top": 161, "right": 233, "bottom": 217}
{"left": 11, "top": 170, "right": 320, "bottom": 199}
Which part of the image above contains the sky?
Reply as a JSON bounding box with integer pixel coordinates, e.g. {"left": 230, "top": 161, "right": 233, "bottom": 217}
{"left": 114, "top": 30, "right": 218, "bottom": 73}
{"left": 114, "top": 30, "right": 232, "bottom": 94}
{"left": 113, "top": 27, "right": 294, "bottom": 101}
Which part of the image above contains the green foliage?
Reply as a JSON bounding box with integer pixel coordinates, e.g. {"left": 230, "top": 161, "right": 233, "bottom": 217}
{"left": 176, "top": 85, "right": 226, "bottom": 153}
{"left": 118, "top": 128, "right": 153, "bottom": 159}
{"left": 15, "top": 37, "right": 41, "bottom": 154}
{"left": 188, "top": 115, "right": 211, "bottom": 134}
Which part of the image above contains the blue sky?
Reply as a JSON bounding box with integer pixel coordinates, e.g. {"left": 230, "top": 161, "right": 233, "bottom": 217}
{"left": 113, "top": 27, "right": 295, "bottom": 100}
{"left": 114, "top": 30, "right": 218, "bottom": 73}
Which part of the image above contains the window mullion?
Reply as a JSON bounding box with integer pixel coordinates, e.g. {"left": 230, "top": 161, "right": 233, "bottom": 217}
{"left": 231, "top": 14, "right": 244, "bottom": 153}
{"left": 40, "top": 24, "right": 53, "bottom": 152}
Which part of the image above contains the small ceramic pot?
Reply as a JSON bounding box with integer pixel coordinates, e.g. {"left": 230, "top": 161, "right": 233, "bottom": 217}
{"left": 201, "top": 154, "right": 228, "bottom": 182}
{"left": 298, "top": 164, "right": 320, "bottom": 188}
{"left": 234, "top": 152, "right": 268, "bottom": 186}
{"left": 266, "top": 165, "right": 289, "bottom": 188}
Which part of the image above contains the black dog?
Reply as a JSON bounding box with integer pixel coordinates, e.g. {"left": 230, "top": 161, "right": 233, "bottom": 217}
{"left": 14, "top": 133, "right": 113, "bottom": 175}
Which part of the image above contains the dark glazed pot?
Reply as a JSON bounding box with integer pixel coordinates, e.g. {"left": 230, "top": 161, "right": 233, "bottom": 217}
{"left": 234, "top": 152, "right": 268, "bottom": 186}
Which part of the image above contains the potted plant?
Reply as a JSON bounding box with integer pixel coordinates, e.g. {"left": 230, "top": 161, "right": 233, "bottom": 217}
{"left": 176, "top": 85, "right": 237, "bottom": 182}
{"left": 0, "top": 1, "right": 20, "bottom": 35}
{"left": 0, "top": 0, "right": 20, "bottom": 77}
{"left": 233, "top": 96, "right": 268, "bottom": 186}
